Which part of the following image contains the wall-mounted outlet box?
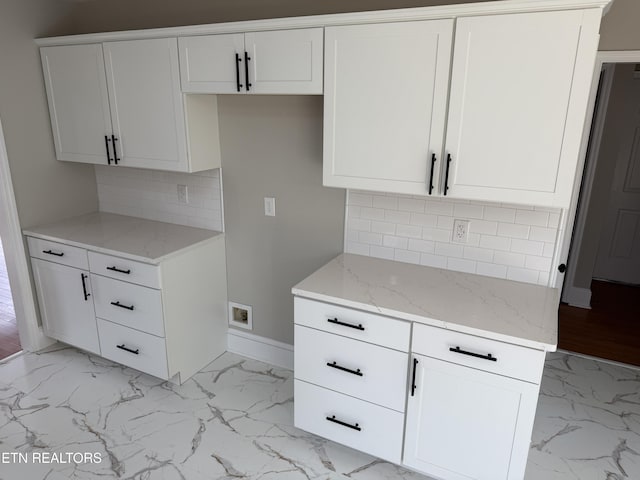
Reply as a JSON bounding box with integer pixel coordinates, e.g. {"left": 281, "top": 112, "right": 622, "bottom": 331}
{"left": 452, "top": 219, "right": 470, "bottom": 244}
{"left": 177, "top": 184, "right": 188, "bottom": 204}
{"left": 228, "top": 301, "right": 253, "bottom": 330}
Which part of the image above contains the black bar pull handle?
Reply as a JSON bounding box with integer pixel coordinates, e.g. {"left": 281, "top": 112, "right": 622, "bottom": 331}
{"left": 326, "top": 361, "right": 363, "bottom": 377}
{"left": 42, "top": 249, "right": 64, "bottom": 257}
{"left": 117, "top": 344, "right": 139, "bottom": 355}
{"left": 444, "top": 153, "right": 452, "bottom": 195}
{"left": 449, "top": 346, "right": 497, "bottom": 362}
{"left": 104, "top": 135, "right": 113, "bottom": 165}
{"left": 428, "top": 153, "right": 436, "bottom": 195}
{"left": 244, "top": 51, "right": 252, "bottom": 92}
{"left": 106, "top": 266, "right": 131, "bottom": 275}
{"left": 326, "top": 415, "right": 361, "bottom": 431}
{"left": 411, "top": 357, "right": 418, "bottom": 396}
{"left": 327, "top": 318, "right": 365, "bottom": 331}
{"left": 80, "top": 273, "right": 90, "bottom": 301}
{"left": 111, "top": 135, "right": 120, "bottom": 164}
{"left": 111, "top": 301, "right": 134, "bottom": 311}
{"left": 235, "top": 53, "right": 243, "bottom": 92}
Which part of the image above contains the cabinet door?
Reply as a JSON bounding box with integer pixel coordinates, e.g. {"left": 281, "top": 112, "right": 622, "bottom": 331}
{"left": 245, "top": 28, "right": 323, "bottom": 94}
{"left": 403, "top": 355, "right": 539, "bottom": 480}
{"left": 103, "top": 38, "right": 189, "bottom": 171}
{"left": 40, "top": 44, "right": 112, "bottom": 164}
{"left": 444, "top": 10, "right": 598, "bottom": 206}
{"left": 31, "top": 258, "right": 99, "bottom": 355}
{"left": 178, "top": 33, "right": 245, "bottom": 93}
{"left": 323, "top": 21, "right": 453, "bottom": 195}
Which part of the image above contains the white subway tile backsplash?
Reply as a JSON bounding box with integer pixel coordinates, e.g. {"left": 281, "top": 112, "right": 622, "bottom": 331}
{"left": 96, "top": 166, "right": 223, "bottom": 231}
{"left": 385, "top": 210, "right": 411, "bottom": 225}
{"left": 370, "top": 245, "right": 395, "bottom": 260}
{"left": 346, "top": 190, "right": 562, "bottom": 286}
{"left": 511, "top": 238, "right": 544, "bottom": 256}
{"left": 410, "top": 213, "right": 438, "bottom": 227}
{"left": 408, "top": 238, "right": 435, "bottom": 254}
{"left": 447, "top": 257, "right": 477, "bottom": 274}
{"left": 395, "top": 249, "right": 421, "bottom": 264}
{"left": 396, "top": 224, "right": 423, "bottom": 239}
{"left": 371, "top": 221, "right": 396, "bottom": 235}
{"left": 398, "top": 197, "right": 425, "bottom": 213}
{"left": 497, "top": 222, "right": 530, "bottom": 239}
{"left": 529, "top": 226, "right": 558, "bottom": 243}
{"left": 453, "top": 203, "right": 484, "bottom": 219}
{"left": 360, "top": 207, "right": 385, "bottom": 221}
{"left": 515, "top": 210, "right": 549, "bottom": 227}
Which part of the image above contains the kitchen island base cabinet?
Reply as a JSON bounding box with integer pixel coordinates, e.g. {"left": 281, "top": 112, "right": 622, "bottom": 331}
{"left": 403, "top": 355, "right": 540, "bottom": 480}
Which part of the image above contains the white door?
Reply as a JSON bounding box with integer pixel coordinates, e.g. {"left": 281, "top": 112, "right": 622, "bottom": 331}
{"left": 444, "top": 10, "right": 592, "bottom": 206}
{"left": 31, "top": 259, "right": 99, "bottom": 354}
{"left": 103, "top": 38, "right": 189, "bottom": 171}
{"left": 245, "top": 28, "right": 323, "bottom": 94}
{"left": 323, "top": 20, "right": 453, "bottom": 195}
{"left": 593, "top": 72, "right": 640, "bottom": 284}
{"left": 403, "top": 355, "right": 539, "bottom": 480}
{"left": 178, "top": 33, "right": 245, "bottom": 93}
{"left": 40, "top": 44, "right": 113, "bottom": 165}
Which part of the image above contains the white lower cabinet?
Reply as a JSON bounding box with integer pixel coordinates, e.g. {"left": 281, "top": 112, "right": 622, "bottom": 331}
{"left": 404, "top": 355, "right": 540, "bottom": 480}
{"left": 293, "top": 296, "right": 546, "bottom": 480}
{"left": 31, "top": 258, "right": 100, "bottom": 355}
{"left": 28, "top": 233, "right": 228, "bottom": 383}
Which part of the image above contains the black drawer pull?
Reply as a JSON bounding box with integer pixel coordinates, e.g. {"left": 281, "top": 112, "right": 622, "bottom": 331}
{"left": 444, "top": 153, "right": 452, "bottom": 195}
{"left": 80, "top": 273, "right": 90, "bottom": 301}
{"left": 43, "top": 249, "right": 64, "bottom": 257}
{"left": 411, "top": 357, "right": 418, "bottom": 396}
{"left": 326, "top": 415, "right": 361, "bottom": 431}
{"left": 235, "top": 53, "right": 243, "bottom": 92}
{"left": 428, "top": 153, "right": 436, "bottom": 195}
{"left": 116, "top": 344, "right": 139, "bottom": 355}
{"left": 111, "top": 301, "right": 134, "bottom": 311}
{"left": 449, "top": 346, "right": 497, "bottom": 362}
{"left": 327, "top": 318, "right": 365, "bottom": 331}
{"left": 326, "top": 361, "right": 363, "bottom": 377}
{"left": 106, "top": 266, "right": 131, "bottom": 274}
{"left": 111, "top": 135, "right": 120, "bottom": 164}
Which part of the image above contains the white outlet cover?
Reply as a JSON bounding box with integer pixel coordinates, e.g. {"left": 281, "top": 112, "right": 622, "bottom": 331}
{"left": 452, "top": 219, "right": 470, "bottom": 244}
{"left": 264, "top": 197, "right": 276, "bottom": 216}
{"left": 177, "top": 184, "right": 188, "bottom": 204}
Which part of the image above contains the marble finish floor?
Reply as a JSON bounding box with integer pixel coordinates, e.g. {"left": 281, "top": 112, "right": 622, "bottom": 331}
{"left": 0, "top": 347, "right": 638, "bottom": 480}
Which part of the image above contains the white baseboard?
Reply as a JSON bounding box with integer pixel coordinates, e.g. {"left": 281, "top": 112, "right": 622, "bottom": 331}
{"left": 562, "top": 286, "right": 592, "bottom": 309}
{"left": 227, "top": 329, "right": 293, "bottom": 370}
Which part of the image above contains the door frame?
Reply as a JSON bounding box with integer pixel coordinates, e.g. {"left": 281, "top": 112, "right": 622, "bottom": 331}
{"left": 0, "top": 116, "right": 55, "bottom": 352}
{"left": 558, "top": 51, "right": 640, "bottom": 306}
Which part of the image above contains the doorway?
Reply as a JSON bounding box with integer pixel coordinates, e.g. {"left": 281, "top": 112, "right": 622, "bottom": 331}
{"left": 560, "top": 53, "right": 640, "bottom": 367}
{"left": 0, "top": 237, "right": 20, "bottom": 358}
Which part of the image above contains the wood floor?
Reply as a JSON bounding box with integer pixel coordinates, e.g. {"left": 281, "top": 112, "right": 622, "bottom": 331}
{"left": 559, "top": 280, "right": 640, "bottom": 367}
{"left": 0, "top": 239, "right": 21, "bottom": 359}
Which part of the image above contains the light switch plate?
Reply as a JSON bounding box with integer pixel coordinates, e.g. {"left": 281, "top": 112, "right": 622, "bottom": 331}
{"left": 264, "top": 197, "right": 276, "bottom": 216}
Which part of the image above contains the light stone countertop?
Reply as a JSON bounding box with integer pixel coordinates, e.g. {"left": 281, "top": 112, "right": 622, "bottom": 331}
{"left": 292, "top": 253, "right": 558, "bottom": 351}
{"left": 23, "top": 212, "right": 223, "bottom": 264}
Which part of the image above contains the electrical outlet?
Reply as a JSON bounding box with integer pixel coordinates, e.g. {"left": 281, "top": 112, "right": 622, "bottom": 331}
{"left": 264, "top": 197, "right": 276, "bottom": 216}
{"left": 452, "top": 219, "right": 470, "bottom": 243}
{"left": 177, "top": 184, "right": 188, "bottom": 204}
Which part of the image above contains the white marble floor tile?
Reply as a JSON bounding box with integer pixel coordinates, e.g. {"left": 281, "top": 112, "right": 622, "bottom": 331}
{"left": 1, "top": 346, "right": 639, "bottom": 479}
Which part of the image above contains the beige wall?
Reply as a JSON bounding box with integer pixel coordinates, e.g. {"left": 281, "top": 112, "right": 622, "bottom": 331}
{"left": 0, "top": 0, "right": 98, "bottom": 229}
{"left": 218, "top": 96, "right": 344, "bottom": 344}
{"left": 573, "top": 64, "right": 637, "bottom": 289}
{"left": 599, "top": 0, "right": 640, "bottom": 51}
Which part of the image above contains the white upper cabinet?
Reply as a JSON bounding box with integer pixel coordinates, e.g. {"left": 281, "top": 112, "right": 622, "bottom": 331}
{"left": 323, "top": 21, "right": 453, "bottom": 194}
{"left": 179, "top": 28, "right": 323, "bottom": 94}
{"left": 323, "top": 9, "right": 601, "bottom": 207}
{"left": 40, "top": 38, "right": 219, "bottom": 172}
{"left": 444, "top": 9, "right": 597, "bottom": 206}
{"left": 103, "top": 38, "right": 188, "bottom": 171}
{"left": 41, "top": 44, "right": 112, "bottom": 165}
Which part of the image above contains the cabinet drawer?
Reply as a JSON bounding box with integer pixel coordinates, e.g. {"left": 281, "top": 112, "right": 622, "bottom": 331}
{"left": 294, "top": 297, "right": 410, "bottom": 351}
{"left": 27, "top": 237, "right": 88, "bottom": 270}
{"left": 295, "top": 325, "right": 408, "bottom": 412}
{"left": 412, "top": 323, "right": 545, "bottom": 384}
{"left": 89, "top": 251, "right": 160, "bottom": 289}
{"left": 294, "top": 380, "right": 403, "bottom": 464}
{"left": 92, "top": 274, "right": 164, "bottom": 337}
{"left": 97, "top": 319, "right": 168, "bottom": 379}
